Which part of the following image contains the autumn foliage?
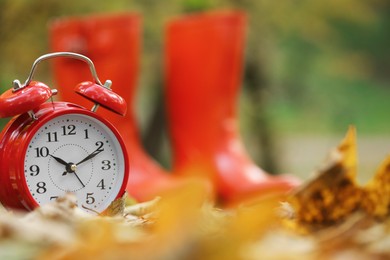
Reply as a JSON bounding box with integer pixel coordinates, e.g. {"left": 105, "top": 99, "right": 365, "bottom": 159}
{"left": 1, "top": 127, "right": 390, "bottom": 259}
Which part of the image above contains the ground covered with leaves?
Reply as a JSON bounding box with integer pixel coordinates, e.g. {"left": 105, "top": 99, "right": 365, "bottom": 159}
{"left": 1, "top": 127, "right": 390, "bottom": 259}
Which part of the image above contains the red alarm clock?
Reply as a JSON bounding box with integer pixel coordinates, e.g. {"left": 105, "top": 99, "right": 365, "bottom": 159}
{"left": 0, "top": 52, "right": 129, "bottom": 214}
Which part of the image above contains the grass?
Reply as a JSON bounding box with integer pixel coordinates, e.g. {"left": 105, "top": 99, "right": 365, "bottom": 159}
{"left": 267, "top": 77, "right": 390, "bottom": 136}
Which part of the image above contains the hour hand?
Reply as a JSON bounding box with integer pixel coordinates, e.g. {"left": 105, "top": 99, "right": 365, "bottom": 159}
{"left": 49, "top": 154, "right": 68, "bottom": 166}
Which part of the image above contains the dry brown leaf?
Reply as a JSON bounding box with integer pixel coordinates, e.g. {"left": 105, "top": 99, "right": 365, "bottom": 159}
{"left": 99, "top": 192, "right": 127, "bottom": 217}
{"left": 3, "top": 125, "right": 390, "bottom": 259}
{"left": 362, "top": 156, "right": 390, "bottom": 218}
{"left": 288, "top": 126, "right": 364, "bottom": 227}
{"left": 286, "top": 125, "right": 390, "bottom": 233}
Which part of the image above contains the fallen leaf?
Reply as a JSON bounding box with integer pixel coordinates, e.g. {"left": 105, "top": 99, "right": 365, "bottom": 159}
{"left": 288, "top": 126, "right": 363, "bottom": 227}
{"left": 362, "top": 156, "right": 390, "bottom": 218}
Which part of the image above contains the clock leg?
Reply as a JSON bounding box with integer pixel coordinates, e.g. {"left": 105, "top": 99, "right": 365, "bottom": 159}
{"left": 49, "top": 13, "right": 184, "bottom": 202}
{"left": 164, "top": 11, "right": 301, "bottom": 206}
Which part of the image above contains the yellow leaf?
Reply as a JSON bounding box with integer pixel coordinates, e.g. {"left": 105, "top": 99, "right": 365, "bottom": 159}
{"left": 289, "top": 126, "right": 363, "bottom": 227}
{"left": 362, "top": 156, "right": 390, "bottom": 218}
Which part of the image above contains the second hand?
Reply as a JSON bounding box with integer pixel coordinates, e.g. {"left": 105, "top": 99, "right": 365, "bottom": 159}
{"left": 73, "top": 171, "right": 85, "bottom": 188}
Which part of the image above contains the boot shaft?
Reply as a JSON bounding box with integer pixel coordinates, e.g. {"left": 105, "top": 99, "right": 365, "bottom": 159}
{"left": 165, "top": 11, "right": 247, "bottom": 156}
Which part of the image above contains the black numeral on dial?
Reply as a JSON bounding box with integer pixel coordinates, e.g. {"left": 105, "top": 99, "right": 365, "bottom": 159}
{"left": 36, "top": 182, "right": 47, "bottom": 194}
{"left": 86, "top": 193, "right": 95, "bottom": 204}
{"left": 46, "top": 132, "right": 58, "bottom": 142}
{"left": 95, "top": 141, "right": 104, "bottom": 152}
{"left": 101, "top": 160, "right": 111, "bottom": 170}
{"left": 97, "top": 179, "right": 106, "bottom": 190}
{"left": 62, "top": 125, "right": 76, "bottom": 136}
{"left": 35, "top": 147, "right": 49, "bottom": 158}
{"left": 29, "top": 165, "right": 40, "bottom": 176}
{"left": 84, "top": 129, "right": 89, "bottom": 139}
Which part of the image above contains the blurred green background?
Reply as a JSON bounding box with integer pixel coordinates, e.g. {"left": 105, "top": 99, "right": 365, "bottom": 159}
{"left": 0, "top": 0, "right": 389, "bottom": 182}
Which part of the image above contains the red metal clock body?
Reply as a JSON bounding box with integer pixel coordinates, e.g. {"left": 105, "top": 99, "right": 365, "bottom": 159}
{"left": 0, "top": 53, "right": 129, "bottom": 214}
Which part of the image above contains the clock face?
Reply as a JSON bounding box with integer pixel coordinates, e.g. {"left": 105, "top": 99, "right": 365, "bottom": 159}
{"left": 23, "top": 113, "right": 126, "bottom": 213}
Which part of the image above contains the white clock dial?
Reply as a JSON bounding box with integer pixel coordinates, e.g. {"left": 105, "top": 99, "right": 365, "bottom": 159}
{"left": 24, "top": 113, "right": 126, "bottom": 213}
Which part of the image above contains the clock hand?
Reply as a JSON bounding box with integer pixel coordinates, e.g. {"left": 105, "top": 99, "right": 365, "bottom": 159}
{"left": 62, "top": 162, "right": 76, "bottom": 176}
{"left": 76, "top": 148, "right": 103, "bottom": 166}
{"left": 49, "top": 154, "right": 68, "bottom": 166}
{"left": 73, "top": 171, "right": 85, "bottom": 188}
{"left": 50, "top": 154, "right": 72, "bottom": 176}
{"left": 61, "top": 163, "right": 85, "bottom": 188}
{"left": 57, "top": 146, "right": 103, "bottom": 183}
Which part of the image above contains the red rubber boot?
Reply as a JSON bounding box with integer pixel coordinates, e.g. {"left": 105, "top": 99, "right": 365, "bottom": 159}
{"left": 165, "top": 11, "right": 300, "bottom": 205}
{"left": 49, "top": 13, "right": 180, "bottom": 201}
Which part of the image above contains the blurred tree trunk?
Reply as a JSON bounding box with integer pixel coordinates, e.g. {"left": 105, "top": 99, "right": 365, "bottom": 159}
{"left": 141, "top": 84, "right": 169, "bottom": 166}
{"left": 244, "top": 57, "right": 280, "bottom": 174}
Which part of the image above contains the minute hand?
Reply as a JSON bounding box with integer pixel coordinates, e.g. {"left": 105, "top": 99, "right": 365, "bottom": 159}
{"left": 76, "top": 148, "right": 103, "bottom": 166}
